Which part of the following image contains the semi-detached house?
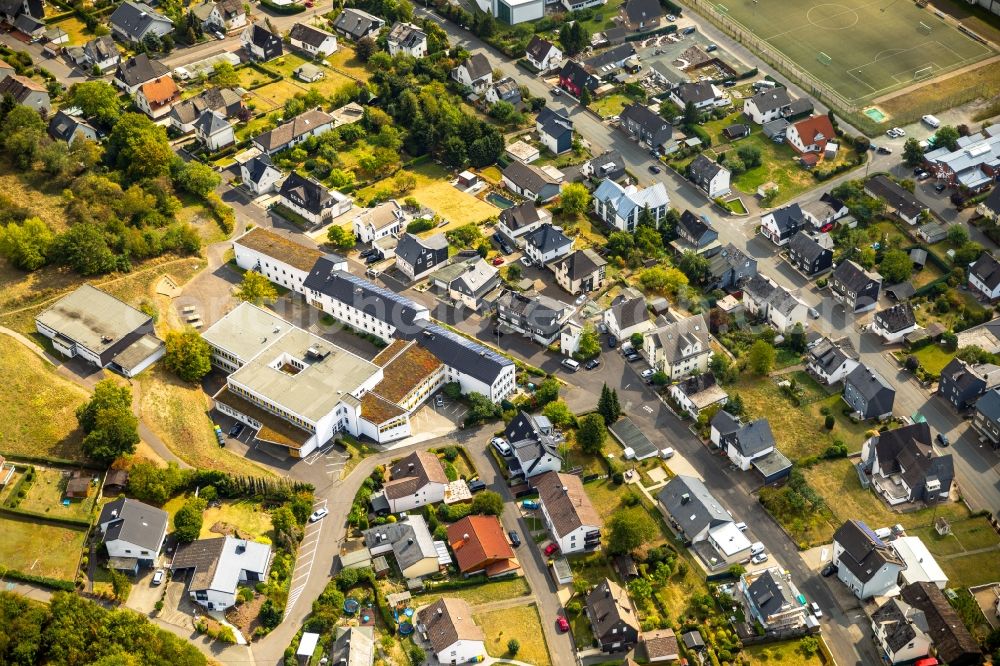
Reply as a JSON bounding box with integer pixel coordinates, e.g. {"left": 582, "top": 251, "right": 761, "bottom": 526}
{"left": 496, "top": 290, "right": 573, "bottom": 345}
{"left": 109, "top": 1, "right": 173, "bottom": 43}
{"left": 395, "top": 233, "right": 449, "bottom": 282}
{"left": 643, "top": 313, "right": 711, "bottom": 378}
{"left": 830, "top": 260, "right": 881, "bottom": 313}
{"left": 760, "top": 203, "right": 806, "bottom": 246}
{"left": 496, "top": 201, "right": 550, "bottom": 247}
{"left": 586, "top": 578, "right": 641, "bottom": 653}
{"left": 278, "top": 171, "right": 352, "bottom": 227}
{"left": 253, "top": 108, "right": 334, "bottom": 155}
{"left": 383, "top": 450, "right": 449, "bottom": 513}
{"left": 832, "top": 520, "right": 904, "bottom": 599}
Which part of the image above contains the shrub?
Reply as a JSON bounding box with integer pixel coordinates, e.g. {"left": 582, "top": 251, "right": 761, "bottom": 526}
{"left": 406, "top": 218, "right": 434, "bottom": 234}
{"left": 442, "top": 446, "right": 459, "bottom": 462}
{"left": 824, "top": 415, "right": 835, "bottom": 430}
{"left": 507, "top": 639, "right": 520, "bottom": 656}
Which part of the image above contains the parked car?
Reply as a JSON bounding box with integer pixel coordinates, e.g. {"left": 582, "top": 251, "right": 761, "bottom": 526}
{"left": 491, "top": 256, "right": 504, "bottom": 266}
{"left": 810, "top": 602, "right": 823, "bottom": 618}
{"left": 585, "top": 358, "right": 600, "bottom": 370}
{"left": 706, "top": 43, "right": 717, "bottom": 52}
{"left": 228, "top": 422, "right": 244, "bottom": 437}
{"left": 151, "top": 569, "right": 165, "bottom": 585}
{"left": 625, "top": 352, "right": 641, "bottom": 362}
{"left": 648, "top": 165, "right": 661, "bottom": 174}
{"left": 544, "top": 542, "right": 560, "bottom": 556}
{"left": 556, "top": 615, "right": 570, "bottom": 632}
{"left": 492, "top": 437, "right": 512, "bottom": 456}
{"left": 640, "top": 369, "right": 654, "bottom": 378}
{"left": 936, "top": 433, "right": 950, "bottom": 447}
{"left": 468, "top": 479, "right": 487, "bottom": 493}
{"left": 876, "top": 146, "right": 892, "bottom": 154}
{"left": 666, "top": 13, "right": 676, "bottom": 20}
{"left": 934, "top": 182, "right": 947, "bottom": 193}
{"left": 365, "top": 254, "right": 380, "bottom": 265}
{"left": 521, "top": 499, "right": 540, "bottom": 510}
{"left": 821, "top": 562, "right": 838, "bottom": 577}
{"left": 359, "top": 248, "right": 375, "bottom": 258}
{"left": 309, "top": 508, "right": 329, "bottom": 523}
{"left": 750, "top": 552, "right": 769, "bottom": 565}
{"left": 551, "top": 87, "right": 562, "bottom": 96}
{"left": 808, "top": 308, "right": 820, "bottom": 319}
{"left": 597, "top": 323, "right": 608, "bottom": 334}
{"left": 682, "top": 26, "right": 696, "bottom": 35}
{"left": 607, "top": 336, "right": 618, "bottom": 348}
{"left": 435, "top": 394, "right": 444, "bottom": 407}
{"left": 575, "top": 294, "right": 587, "bottom": 305}
{"left": 916, "top": 170, "right": 932, "bottom": 181}
{"left": 508, "top": 530, "right": 521, "bottom": 547}
{"left": 723, "top": 79, "right": 736, "bottom": 87}
{"left": 520, "top": 257, "right": 533, "bottom": 267}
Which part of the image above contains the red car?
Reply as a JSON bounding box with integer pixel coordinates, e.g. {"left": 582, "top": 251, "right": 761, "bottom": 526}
{"left": 544, "top": 542, "right": 560, "bottom": 556}
{"left": 556, "top": 616, "right": 570, "bottom": 632}
{"left": 491, "top": 256, "right": 504, "bottom": 266}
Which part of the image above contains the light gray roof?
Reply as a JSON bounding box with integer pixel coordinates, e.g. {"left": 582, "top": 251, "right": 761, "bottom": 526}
{"left": 363, "top": 515, "right": 436, "bottom": 572}
{"left": 461, "top": 53, "right": 491, "bottom": 81}
{"left": 657, "top": 475, "right": 732, "bottom": 537}
{"left": 608, "top": 294, "right": 647, "bottom": 330}
{"left": 450, "top": 258, "right": 499, "bottom": 296}
{"left": 99, "top": 497, "right": 168, "bottom": 553}
{"left": 110, "top": 1, "right": 172, "bottom": 40}
{"left": 387, "top": 22, "right": 425, "bottom": 48}
{"left": 194, "top": 108, "right": 230, "bottom": 136}
{"left": 36, "top": 284, "right": 151, "bottom": 355}
{"left": 647, "top": 313, "right": 710, "bottom": 364}
{"left": 747, "top": 87, "right": 790, "bottom": 113}
{"left": 332, "top": 626, "right": 374, "bottom": 666}
{"left": 171, "top": 536, "right": 270, "bottom": 595}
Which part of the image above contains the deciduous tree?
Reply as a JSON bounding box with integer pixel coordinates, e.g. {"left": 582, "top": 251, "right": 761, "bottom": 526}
{"left": 164, "top": 328, "right": 212, "bottom": 383}
{"left": 560, "top": 182, "right": 591, "bottom": 215}
{"left": 577, "top": 413, "right": 607, "bottom": 454}
{"left": 747, "top": 339, "right": 775, "bottom": 376}
{"left": 608, "top": 508, "right": 656, "bottom": 554}
{"left": 235, "top": 270, "right": 278, "bottom": 305}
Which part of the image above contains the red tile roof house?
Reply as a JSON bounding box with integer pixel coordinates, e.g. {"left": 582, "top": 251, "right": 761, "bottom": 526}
{"left": 447, "top": 515, "right": 520, "bottom": 578}
{"left": 786, "top": 116, "right": 836, "bottom": 155}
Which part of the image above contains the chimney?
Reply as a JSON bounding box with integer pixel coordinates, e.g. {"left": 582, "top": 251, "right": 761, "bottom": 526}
{"left": 681, "top": 493, "right": 690, "bottom": 505}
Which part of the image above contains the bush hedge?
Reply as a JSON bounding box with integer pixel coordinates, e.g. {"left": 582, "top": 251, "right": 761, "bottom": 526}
{"left": 0, "top": 565, "right": 76, "bottom": 591}
{"left": 0, "top": 506, "right": 92, "bottom": 529}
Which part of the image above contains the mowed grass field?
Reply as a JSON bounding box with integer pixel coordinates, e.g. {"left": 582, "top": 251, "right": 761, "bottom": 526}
{"left": 0, "top": 513, "right": 87, "bottom": 580}
{"left": 474, "top": 604, "right": 551, "bottom": 666}
{"left": 712, "top": 0, "right": 994, "bottom": 102}
{"left": 0, "top": 333, "right": 89, "bottom": 461}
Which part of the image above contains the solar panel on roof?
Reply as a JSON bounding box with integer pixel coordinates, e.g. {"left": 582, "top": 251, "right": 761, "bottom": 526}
{"left": 857, "top": 521, "right": 886, "bottom": 547}
{"left": 424, "top": 324, "right": 509, "bottom": 365}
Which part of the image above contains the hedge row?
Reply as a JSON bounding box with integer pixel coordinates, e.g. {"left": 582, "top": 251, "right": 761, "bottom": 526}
{"left": 0, "top": 451, "right": 103, "bottom": 470}
{"left": 2, "top": 465, "right": 34, "bottom": 509}
{"left": 0, "top": 566, "right": 76, "bottom": 591}
{"left": 0, "top": 506, "right": 93, "bottom": 529}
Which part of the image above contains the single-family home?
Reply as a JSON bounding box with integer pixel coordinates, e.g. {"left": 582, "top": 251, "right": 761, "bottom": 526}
{"left": 969, "top": 252, "right": 1000, "bottom": 301}
{"left": 278, "top": 172, "right": 351, "bottom": 227}
{"left": 193, "top": 0, "right": 246, "bottom": 33}
{"left": 169, "top": 86, "right": 245, "bottom": 134}
{"left": 524, "top": 223, "right": 573, "bottom": 265}
{"left": 288, "top": 22, "right": 338, "bottom": 56}
{"left": 558, "top": 60, "right": 598, "bottom": 97}
{"left": 592, "top": 178, "right": 670, "bottom": 232}
{"left": 496, "top": 201, "right": 551, "bottom": 246}
{"left": 97, "top": 497, "right": 169, "bottom": 569}
{"left": 740, "top": 567, "right": 810, "bottom": 631}
{"left": 331, "top": 627, "right": 374, "bottom": 666}
{"left": 870, "top": 302, "right": 920, "bottom": 343}
{"left": 587, "top": 578, "right": 641, "bottom": 652}
{"left": 674, "top": 209, "right": 720, "bottom": 255}
{"left": 657, "top": 474, "right": 734, "bottom": 544}
{"left": 445, "top": 257, "right": 501, "bottom": 312}
{"left": 864, "top": 175, "right": 928, "bottom": 225}
{"left": 687, "top": 154, "right": 731, "bottom": 198}
{"left": 496, "top": 290, "right": 573, "bottom": 345}
{"left": 861, "top": 422, "right": 954, "bottom": 505}
{"left": 82, "top": 35, "right": 120, "bottom": 72}
{"left": 332, "top": 8, "right": 384, "bottom": 40}
{"left": 707, "top": 243, "right": 757, "bottom": 292}
{"left": 533, "top": 471, "right": 602, "bottom": 553}
{"left": 831, "top": 260, "right": 881, "bottom": 313}
{"left": 109, "top": 1, "right": 173, "bottom": 44}
{"left": 619, "top": 102, "right": 672, "bottom": 152}
{"left": 395, "top": 233, "right": 449, "bottom": 282}
{"left": 638, "top": 629, "right": 680, "bottom": 663}
{"left": 0, "top": 74, "right": 49, "bottom": 114}
{"left": 505, "top": 411, "right": 563, "bottom": 479}
{"left": 832, "top": 519, "right": 905, "bottom": 599}
{"left": 352, "top": 200, "right": 407, "bottom": 244}
{"left": 582, "top": 151, "right": 626, "bottom": 182}
{"left": 383, "top": 450, "right": 449, "bottom": 513}
{"left": 485, "top": 76, "right": 521, "bottom": 106}
{"left": 170, "top": 536, "right": 271, "bottom": 611}
{"left": 553, "top": 249, "right": 607, "bottom": 295}
{"left": 134, "top": 74, "right": 179, "bottom": 119}
{"left": 447, "top": 515, "right": 519, "bottom": 578}
{"left": 760, "top": 203, "right": 806, "bottom": 246}
{"left": 670, "top": 81, "right": 725, "bottom": 111}
{"left": 741, "top": 274, "right": 809, "bottom": 332}
{"left": 843, "top": 364, "right": 895, "bottom": 420}
{"left": 801, "top": 193, "right": 849, "bottom": 230}
{"left": 643, "top": 313, "right": 712, "bottom": 378}
{"left": 36, "top": 284, "right": 164, "bottom": 376}
{"left": 787, "top": 230, "right": 833, "bottom": 276}
{"left": 668, "top": 372, "right": 728, "bottom": 418}
{"left": 241, "top": 154, "right": 283, "bottom": 195}
{"left": 193, "top": 109, "right": 234, "bottom": 151}
{"left": 871, "top": 597, "right": 933, "bottom": 664}
{"left": 387, "top": 22, "right": 427, "bottom": 57}
{"left": 743, "top": 87, "right": 792, "bottom": 124}
{"left": 451, "top": 54, "right": 492, "bottom": 93}
{"left": 721, "top": 418, "right": 777, "bottom": 471}
{"left": 536, "top": 106, "right": 573, "bottom": 155}
{"left": 505, "top": 140, "right": 539, "bottom": 164}
{"left": 786, "top": 115, "right": 835, "bottom": 155}
{"left": 807, "top": 337, "right": 858, "bottom": 385}
{"left": 418, "top": 598, "right": 486, "bottom": 665}
{"left": 977, "top": 187, "right": 1000, "bottom": 223}
{"left": 603, "top": 294, "right": 652, "bottom": 341}
{"left": 0, "top": 0, "right": 43, "bottom": 29}
{"left": 252, "top": 108, "right": 334, "bottom": 154}
{"left": 364, "top": 515, "right": 439, "bottom": 579}
{"left": 47, "top": 110, "right": 100, "bottom": 145}
{"left": 899, "top": 582, "right": 983, "bottom": 666}
{"left": 501, "top": 161, "right": 561, "bottom": 203}
{"left": 620, "top": 0, "right": 662, "bottom": 30}
{"left": 582, "top": 42, "right": 637, "bottom": 73}
{"left": 241, "top": 22, "right": 282, "bottom": 61}
{"left": 972, "top": 388, "right": 1000, "bottom": 447}
{"left": 525, "top": 36, "right": 562, "bottom": 72}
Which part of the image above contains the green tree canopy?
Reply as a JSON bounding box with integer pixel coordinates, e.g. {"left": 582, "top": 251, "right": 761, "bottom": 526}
{"left": 541, "top": 399, "right": 575, "bottom": 427}
{"left": 327, "top": 225, "right": 356, "bottom": 249}
{"left": 173, "top": 496, "right": 206, "bottom": 543}
{"left": 173, "top": 160, "right": 220, "bottom": 198}
{"left": 577, "top": 413, "right": 607, "bottom": 454}
{"left": 107, "top": 113, "right": 174, "bottom": 182}
{"left": 64, "top": 81, "right": 123, "bottom": 126}
{"left": 879, "top": 248, "right": 914, "bottom": 283}
{"left": 470, "top": 490, "right": 503, "bottom": 516}
{"left": 576, "top": 324, "right": 600, "bottom": 360}
{"left": 902, "top": 138, "right": 924, "bottom": 167}
{"left": 935, "top": 125, "right": 960, "bottom": 151}
{"left": 164, "top": 328, "right": 212, "bottom": 383}
{"left": 0, "top": 217, "right": 53, "bottom": 270}
{"left": 235, "top": 270, "right": 279, "bottom": 305}
{"left": 608, "top": 507, "right": 657, "bottom": 555}
{"left": 560, "top": 182, "right": 591, "bottom": 215}
{"left": 747, "top": 339, "right": 776, "bottom": 376}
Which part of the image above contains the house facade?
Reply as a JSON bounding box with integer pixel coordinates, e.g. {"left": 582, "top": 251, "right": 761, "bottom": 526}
{"left": 973, "top": 388, "right": 1000, "bottom": 447}
{"left": 807, "top": 337, "right": 858, "bottom": 385}
{"left": 603, "top": 294, "right": 651, "bottom": 341}
{"left": 831, "top": 260, "right": 881, "bottom": 313}
{"left": 969, "top": 252, "right": 1000, "bottom": 301}
{"left": 586, "top": 578, "right": 641, "bottom": 652}
{"left": 861, "top": 423, "right": 953, "bottom": 505}
{"left": 525, "top": 36, "right": 562, "bottom": 72}
{"left": 241, "top": 23, "right": 283, "bottom": 61}
{"left": 352, "top": 200, "right": 407, "bottom": 244}
{"left": 98, "top": 498, "right": 168, "bottom": 567}
{"left": 688, "top": 154, "right": 731, "bottom": 198}
{"left": 760, "top": 204, "right": 805, "bottom": 246}
{"left": 496, "top": 290, "right": 572, "bottom": 345}
{"left": 843, "top": 364, "right": 895, "bottom": 420}
{"left": 536, "top": 107, "right": 573, "bottom": 155}
{"left": 871, "top": 598, "right": 933, "bottom": 664}
{"left": 643, "top": 313, "right": 712, "bottom": 378}
{"left": 553, "top": 249, "right": 607, "bottom": 295}
{"left": 871, "top": 303, "right": 919, "bottom": 343}
{"left": 241, "top": 155, "right": 283, "bottom": 195}
{"left": 384, "top": 450, "right": 449, "bottom": 513}
{"left": 534, "top": 471, "right": 602, "bottom": 553}
{"left": 592, "top": 179, "right": 669, "bottom": 232}
{"left": 786, "top": 115, "right": 835, "bottom": 154}
{"left": 288, "top": 22, "right": 338, "bottom": 56}
{"left": 668, "top": 372, "right": 728, "bottom": 418}
{"left": 451, "top": 54, "right": 492, "bottom": 93}
{"left": 524, "top": 223, "right": 573, "bottom": 265}
{"left": 395, "top": 233, "right": 449, "bottom": 282}
{"left": 787, "top": 231, "right": 833, "bottom": 276}
{"left": 387, "top": 22, "right": 427, "bottom": 57}
{"left": 496, "top": 201, "right": 550, "bottom": 246}
{"left": 832, "top": 519, "right": 905, "bottom": 599}
{"left": 278, "top": 172, "right": 352, "bottom": 226}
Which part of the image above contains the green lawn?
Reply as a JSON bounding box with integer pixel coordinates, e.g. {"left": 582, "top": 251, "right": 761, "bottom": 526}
{"left": 18, "top": 467, "right": 97, "bottom": 522}
{"left": 199, "top": 500, "right": 274, "bottom": 543}
{"left": 747, "top": 639, "right": 826, "bottom": 665}
{"left": 941, "top": 549, "right": 1000, "bottom": 587}
{"left": 590, "top": 94, "right": 631, "bottom": 119}
{"left": 566, "top": 551, "right": 617, "bottom": 590}
{"left": 913, "top": 344, "right": 956, "bottom": 375}
{"left": 474, "top": 604, "right": 551, "bottom": 666}
{"left": 0, "top": 333, "right": 89, "bottom": 461}
{"left": 411, "top": 577, "right": 530, "bottom": 608}
{"left": 0, "top": 513, "right": 87, "bottom": 581}
{"left": 325, "top": 45, "right": 371, "bottom": 81}
{"left": 805, "top": 394, "right": 877, "bottom": 454}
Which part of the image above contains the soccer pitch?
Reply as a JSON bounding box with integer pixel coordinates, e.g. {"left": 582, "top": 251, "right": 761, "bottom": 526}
{"left": 710, "top": 0, "right": 995, "bottom": 103}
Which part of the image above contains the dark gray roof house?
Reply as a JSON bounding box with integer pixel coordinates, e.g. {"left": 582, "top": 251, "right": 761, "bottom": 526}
{"left": 762, "top": 118, "right": 790, "bottom": 140}
{"left": 505, "top": 411, "right": 562, "bottom": 479}
{"left": 619, "top": 102, "right": 672, "bottom": 149}
{"left": 306, "top": 261, "right": 426, "bottom": 330}
{"left": 623, "top": 0, "right": 663, "bottom": 29}
{"left": 333, "top": 8, "right": 384, "bottom": 40}
{"left": 833, "top": 519, "right": 905, "bottom": 595}
{"left": 900, "top": 582, "right": 983, "bottom": 666}
{"left": 687, "top": 154, "right": 728, "bottom": 196}
{"left": 707, "top": 243, "right": 756, "bottom": 291}
{"left": 938, "top": 357, "right": 1000, "bottom": 410}
{"left": 871, "top": 598, "right": 929, "bottom": 659}
{"left": 496, "top": 290, "right": 571, "bottom": 344}
{"left": 676, "top": 209, "right": 719, "bottom": 251}
{"left": 243, "top": 22, "right": 283, "bottom": 61}
{"left": 807, "top": 337, "right": 857, "bottom": 384}
{"left": 525, "top": 36, "right": 559, "bottom": 65}
{"left": 586, "top": 578, "right": 641, "bottom": 652}
{"left": 584, "top": 43, "right": 637, "bottom": 72}
{"left": 973, "top": 388, "right": 1000, "bottom": 446}
{"left": 672, "top": 81, "right": 718, "bottom": 106}
{"left": 969, "top": 252, "right": 1000, "bottom": 297}
{"left": 864, "top": 175, "right": 927, "bottom": 223}
{"left": 114, "top": 54, "right": 169, "bottom": 91}
{"left": 761, "top": 203, "right": 806, "bottom": 244}
{"left": 728, "top": 419, "right": 776, "bottom": 458}
{"left": 525, "top": 223, "right": 572, "bottom": 262}
{"left": 279, "top": 171, "right": 336, "bottom": 218}
{"left": 48, "top": 110, "right": 100, "bottom": 144}
{"left": 747, "top": 568, "right": 802, "bottom": 628}
{"left": 109, "top": 1, "right": 173, "bottom": 43}
{"left": 843, "top": 364, "right": 895, "bottom": 420}
{"left": 787, "top": 231, "right": 833, "bottom": 276}
{"left": 403, "top": 322, "right": 513, "bottom": 390}
{"left": 657, "top": 475, "right": 732, "bottom": 543}
{"left": 786, "top": 97, "right": 813, "bottom": 118}
{"left": 863, "top": 422, "right": 954, "bottom": 504}
{"left": 536, "top": 107, "right": 573, "bottom": 155}
{"left": 395, "top": 233, "right": 449, "bottom": 281}
{"left": 831, "top": 260, "right": 881, "bottom": 313}
{"left": 873, "top": 302, "right": 917, "bottom": 340}
{"left": 98, "top": 497, "right": 169, "bottom": 565}
{"left": 169, "top": 86, "right": 244, "bottom": 129}
{"left": 583, "top": 151, "right": 626, "bottom": 182}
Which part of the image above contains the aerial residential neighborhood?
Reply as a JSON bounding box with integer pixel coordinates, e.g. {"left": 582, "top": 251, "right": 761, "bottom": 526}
{"left": 0, "top": 0, "right": 999, "bottom": 663}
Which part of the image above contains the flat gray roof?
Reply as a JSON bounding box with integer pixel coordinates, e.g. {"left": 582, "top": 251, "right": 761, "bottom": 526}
{"left": 228, "top": 325, "right": 380, "bottom": 422}
{"left": 111, "top": 334, "right": 164, "bottom": 371}
{"left": 201, "top": 302, "right": 293, "bottom": 362}
{"left": 36, "top": 284, "right": 150, "bottom": 355}
{"left": 609, "top": 417, "right": 658, "bottom": 459}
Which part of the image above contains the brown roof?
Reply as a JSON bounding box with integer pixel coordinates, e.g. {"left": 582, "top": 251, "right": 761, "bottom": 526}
{"left": 255, "top": 108, "right": 333, "bottom": 151}
{"left": 586, "top": 577, "right": 641, "bottom": 641}
{"left": 139, "top": 76, "right": 179, "bottom": 107}
{"left": 419, "top": 598, "right": 484, "bottom": 654}
{"left": 533, "top": 471, "right": 601, "bottom": 538}
{"left": 213, "top": 386, "right": 311, "bottom": 449}
{"left": 447, "top": 515, "right": 519, "bottom": 575}
{"left": 385, "top": 450, "right": 448, "bottom": 499}
{"left": 235, "top": 227, "right": 322, "bottom": 272}
{"left": 372, "top": 339, "right": 409, "bottom": 366}
{"left": 371, "top": 341, "right": 442, "bottom": 405}
{"left": 65, "top": 474, "right": 93, "bottom": 498}
{"left": 899, "top": 582, "right": 982, "bottom": 665}
{"left": 360, "top": 392, "right": 406, "bottom": 426}
{"left": 641, "top": 628, "right": 680, "bottom": 661}
{"left": 103, "top": 469, "right": 129, "bottom": 490}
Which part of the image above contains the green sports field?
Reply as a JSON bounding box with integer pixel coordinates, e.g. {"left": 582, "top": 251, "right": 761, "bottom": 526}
{"left": 708, "top": 0, "right": 995, "bottom": 103}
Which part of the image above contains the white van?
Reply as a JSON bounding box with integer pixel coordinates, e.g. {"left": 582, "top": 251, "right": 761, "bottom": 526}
{"left": 922, "top": 114, "right": 941, "bottom": 128}
{"left": 561, "top": 358, "right": 580, "bottom": 372}
{"left": 754, "top": 80, "right": 777, "bottom": 91}
{"left": 750, "top": 541, "right": 765, "bottom": 556}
